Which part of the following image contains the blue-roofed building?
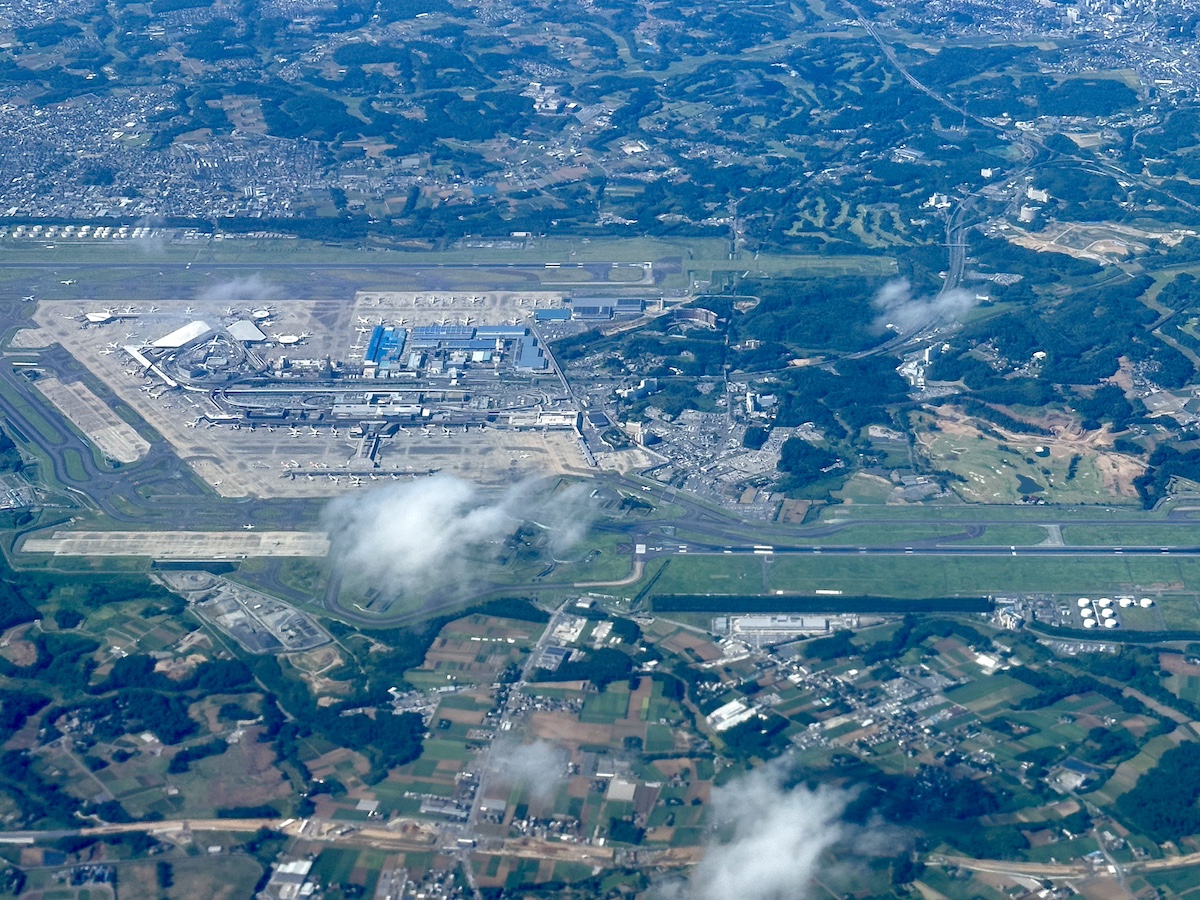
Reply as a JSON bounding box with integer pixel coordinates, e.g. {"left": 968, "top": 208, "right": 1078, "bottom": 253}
{"left": 516, "top": 337, "right": 548, "bottom": 371}
{"left": 474, "top": 325, "right": 529, "bottom": 339}
{"left": 363, "top": 326, "right": 408, "bottom": 376}
{"left": 535, "top": 308, "right": 572, "bottom": 322}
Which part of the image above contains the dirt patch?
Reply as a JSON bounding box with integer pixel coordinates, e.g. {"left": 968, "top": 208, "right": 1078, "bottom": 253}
{"left": 650, "top": 758, "right": 696, "bottom": 779}
{"left": 660, "top": 630, "right": 722, "bottom": 662}
{"left": 200, "top": 735, "right": 290, "bottom": 809}
{"left": 435, "top": 707, "right": 486, "bottom": 726}
{"left": 1160, "top": 652, "right": 1200, "bottom": 676}
{"left": 0, "top": 637, "right": 37, "bottom": 667}
{"left": 528, "top": 711, "right": 613, "bottom": 746}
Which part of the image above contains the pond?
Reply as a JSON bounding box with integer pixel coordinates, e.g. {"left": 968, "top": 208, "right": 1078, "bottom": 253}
{"left": 1016, "top": 474, "right": 1044, "bottom": 494}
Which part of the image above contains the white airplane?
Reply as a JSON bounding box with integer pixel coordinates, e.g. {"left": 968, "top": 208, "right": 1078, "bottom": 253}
{"left": 125, "top": 332, "right": 137, "bottom": 340}
{"left": 106, "top": 341, "right": 119, "bottom": 349}
{"left": 213, "top": 479, "right": 223, "bottom": 486}
{"left": 60, "top": 279, "right": 76, "bottom": 285}
{"left": 147, "top": 305, "right": 159, "bottom": 313}
{"left": 330, "top": 428, "right": 339, "bottom": 437}
{"left": 299, "top": 332, "right": 311, "bottom": 340}
{"left": 349, "top": 476, "right": 363, "bottom": 486}
{"left": 469, "top": 295, "right": 483, "bottom": 304}
{"left": 288, "top": 428, "right": 301, "bottom": 437}
{"left": 329, "top": 475, "right": 341, "bottom": 485}
{"left": 99, "top": 348, "right": 115, "bottom": 356}
{"left": 185, "top": 419, "right": 200, "bottom": 428}
{"left": 21, "top": 295, "right": 34, "bottom": 303}
{"left": 123, "top": 306, "right": 136, "bottom": 314}
{"left": 357, "top": 316, "right": 370, "bottom": 324}
{"left": 184, "top": 306, "right": 194, "bottom": 314}
{"left": 442, "top": 426, "right": 452, "bottom": 436}
{"left": 242, "top": 524, "right": 255, "bottom": 530}
{"left": 308, "top": 427, "right": 320, "bottom": 437}
{"left": 226, "top": 306, "right": 237, "bottom": 316}
{"left": 397, "top": 425, "right": 408, "bottom": 435}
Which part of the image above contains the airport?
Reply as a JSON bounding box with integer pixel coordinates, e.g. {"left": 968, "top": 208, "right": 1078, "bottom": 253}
{"left": 18, "top": 288, "right": 666, "bottom": 497}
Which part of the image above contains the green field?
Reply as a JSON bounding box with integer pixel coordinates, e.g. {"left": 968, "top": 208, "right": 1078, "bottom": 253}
{"left": 1061, "top": 525, "right": 1200, "bottom": 546}
{"left": 761, "top": 554, "right": 1200, "bottom": 598}
{"left": 650, "top": 555, "right": 764, "bottom": 594}
{"left": 944, "top": 675, "right": 1038, "bottom": 713}
{"left": 814, "top": 502, "right": 1179, "bottom": 525}
{"left": 0, "top": 237, "right": 897, "bottom": 297}
{"left": 635, "top": 552, "right": 1200, "bottom": 601}
{"left": 579, "top": 686, "right": 631, "bottom": 724}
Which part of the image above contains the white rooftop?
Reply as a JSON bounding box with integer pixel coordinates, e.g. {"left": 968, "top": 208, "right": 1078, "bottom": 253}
{"left": 227, "top": 320, "right": 267, "bottom": 342}
{"left": 153, "top": 320, "right": 210, "bottom": 348}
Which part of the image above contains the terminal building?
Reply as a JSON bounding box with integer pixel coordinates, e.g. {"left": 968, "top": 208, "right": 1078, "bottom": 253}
{"left": 362, "top": 325, "right": 408, "bottom": 378}
{"left": 361, "top": 323, "right": 546, "bottom": 375}
{"left": 534, "top": 297, "right": 647, "bottom": 323}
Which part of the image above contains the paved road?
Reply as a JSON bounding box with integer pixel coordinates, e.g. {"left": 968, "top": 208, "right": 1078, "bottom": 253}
{"left": 642, "top": 542, "right": 1200, "bottom": 559}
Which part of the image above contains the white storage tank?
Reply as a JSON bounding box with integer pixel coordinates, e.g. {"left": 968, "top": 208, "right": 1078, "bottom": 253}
{"left": 1140, "top": 598, "right": 1154, "bottom": 608}
{"left": 1081, "top": 607, "right": 1095, "bottom": 619}
{"left": 1104, "top": 619, "right": 1119, "bottom": 628}
{"left": 1098, "top": 597, "right": 1113, "bottom": 608}
{"left": 1118, "top": 597, "right": 1133, "bottom": 608}
{"left": 1084, "top": 618, "right": 1098, "bottom": 629}
{"left": 1077, "top": 598, "right": 1091, "bottom": 608}
{"left": 1101, "top": 608, "right": 1115, "bottom": 619}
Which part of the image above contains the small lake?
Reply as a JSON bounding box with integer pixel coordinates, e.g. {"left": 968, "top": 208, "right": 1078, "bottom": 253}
{"left": 1016, "top": 474, "right": 1044, "bottom": 494}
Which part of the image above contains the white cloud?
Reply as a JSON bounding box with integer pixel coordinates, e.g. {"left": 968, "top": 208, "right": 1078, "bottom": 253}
{"left": 871, "top": 277, "right": 979, "bottom": 335}
{"left": 196, "top": 274, "right": 278, "bottom": 305}
{"left": 658, "top": 761, "right": 902, "bottom": 900}
{"left": 321, "top": 474, "right": 589, "bottom": 598}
